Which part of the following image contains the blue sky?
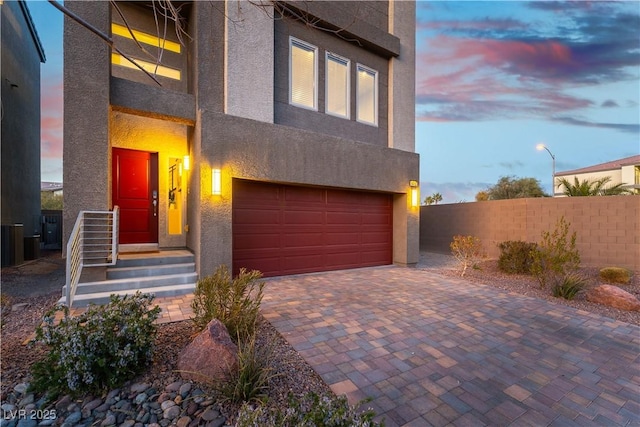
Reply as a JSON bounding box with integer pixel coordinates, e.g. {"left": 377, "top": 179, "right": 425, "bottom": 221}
{"left": 29, "top": 1, "right": 640, "bottom": 202}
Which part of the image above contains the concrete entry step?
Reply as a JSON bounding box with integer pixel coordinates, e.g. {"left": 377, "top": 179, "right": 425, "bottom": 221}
{"left": 61, "top": 249, "right": 197, "bottom": 307}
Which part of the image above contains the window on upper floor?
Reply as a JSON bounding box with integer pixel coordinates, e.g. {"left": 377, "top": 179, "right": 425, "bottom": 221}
{"left": 289, "top": 37, "right": 318, "bottom": 110}
{"left": 356, "top": 64, "right": 378, "bottom": 126}
{"left": 326, "top": 52, "right": 350, "bottom": 119}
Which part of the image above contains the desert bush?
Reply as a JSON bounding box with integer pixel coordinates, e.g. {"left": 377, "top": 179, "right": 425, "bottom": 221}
{"left": 450, "top": 235, "right": 485, "bottom": 277}
{"left": 552, "top": 273, "right": 588, "bottom": 300}
{"left": 236, "top": 392, "right": 383, "bottom": 427}
{"left": 31, "top": 293, "right": 160, "bottom": 398}
{"left": 216, "top": 332, "right": 276, "bottom": 405}
{"left": 599, "top": 267, "right": 632, "bottom": 284}
{"left": 192, "top": 265, "right": 264, "bottom": 342}
{"left": 497, "top": 241, "right": 538, "bottom": 274}
{"left": 530, "top": 217, "right": 581, "bottom": 290}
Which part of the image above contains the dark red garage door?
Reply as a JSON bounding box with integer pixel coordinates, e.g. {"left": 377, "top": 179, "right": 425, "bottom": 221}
{"left": 232, "top": 180, "right": 393, "bottom": 277}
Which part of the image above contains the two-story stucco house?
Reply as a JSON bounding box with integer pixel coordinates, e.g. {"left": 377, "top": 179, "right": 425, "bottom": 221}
{"left": 63, "top": 1, "right": 418, "bottom": 302}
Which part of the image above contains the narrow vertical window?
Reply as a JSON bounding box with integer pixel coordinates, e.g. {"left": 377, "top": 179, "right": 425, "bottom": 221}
{"left": 326, "top": 53, "right": 350, "bottom": 118}
{"left": 289, "top": 38, "right": 317, "bottom": 110}
{"left": 357, "top": 64, "right": 378, "bottom": 126}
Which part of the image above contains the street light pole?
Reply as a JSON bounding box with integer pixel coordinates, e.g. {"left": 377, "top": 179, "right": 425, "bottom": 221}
{"left": 536, "top": 144, "right": 555, "bottom": 196}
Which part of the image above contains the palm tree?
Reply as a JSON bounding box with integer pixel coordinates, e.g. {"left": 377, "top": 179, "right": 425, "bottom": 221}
{"left": 432, "top": 193, "right": 443, "bottom": 204}
{"left": 556, "top": 176, "right": 632, "bottom": 196}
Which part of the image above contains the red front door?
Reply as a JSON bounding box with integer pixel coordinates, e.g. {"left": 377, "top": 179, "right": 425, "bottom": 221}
{"left": 112, "top": 148, "right": 159, "bottom": 244}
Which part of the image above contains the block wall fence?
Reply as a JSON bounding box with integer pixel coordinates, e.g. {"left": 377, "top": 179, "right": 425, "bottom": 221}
{"left": 420, "top": 196, "right": 640, "bottom": 271}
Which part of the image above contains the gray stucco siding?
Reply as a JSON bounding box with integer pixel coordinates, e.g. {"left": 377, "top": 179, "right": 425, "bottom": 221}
{"left": 110, "top": 77, "right": 196, "bottom": 124}
{"left": 274, "top": 19, "right": 389, "bottom": 147}
{"left": 201, "top": 113, "right": 417, "bottom": 197}
{"left": 280, "top": 1, "right": 398, "bottom": 57}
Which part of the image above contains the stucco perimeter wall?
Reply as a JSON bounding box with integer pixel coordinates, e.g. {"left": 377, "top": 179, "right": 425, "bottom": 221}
{"left": 420, "top": 196, "right": 640, "bottom": 271}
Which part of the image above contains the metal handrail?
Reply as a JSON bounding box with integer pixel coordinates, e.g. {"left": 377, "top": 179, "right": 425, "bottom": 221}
{"left": 65, "top": 207, "right": 119, "bottom": 307}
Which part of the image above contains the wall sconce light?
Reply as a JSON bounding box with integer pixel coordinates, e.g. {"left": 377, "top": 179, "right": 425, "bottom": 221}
{"left": 212, "top": 168, "right": 222, "bottom": 195}
{"left": 183, "top": 155, "right": 190, "bottom": 171}
{"left": 409, "top": 180, "right": 419, "bottom": 208}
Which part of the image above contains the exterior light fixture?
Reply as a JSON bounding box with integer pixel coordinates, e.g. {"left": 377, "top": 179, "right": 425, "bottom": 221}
{"left": 536, "top": 143, "right": 555, "bottom": 196}
{"left": 409, "top": 180, "right": 419, "bottom": 208}
{"left": 212, "top": 169, "right": 222, "bottom": 195}
{"left": 183, "top": 155, "right": 190, "bottom": 171}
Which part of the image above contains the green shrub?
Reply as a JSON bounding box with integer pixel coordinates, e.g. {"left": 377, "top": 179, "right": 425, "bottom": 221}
{"left": 236, "top": 392, "right": 383, "bottom": 427}
{"left": 192, "top": 265, "right": 264, "bottom": 342}
{"left": 530, "top": 217, "right": 581, "bottom": 290}
{"left": 216, "top": 332, "right": 275, "bottom": 405}
{"left": 599, "top": 267, "right": 632, "bottom": 284}
{"left": 450, "top": 235, "right": 485, "bottom": 277}
{"left": 497, "top": 241, "right": 538, "bottom": 274}
{"left": 552, "top": 273, "right": 588, "bottom": 300}
{"left": 31, "top": 292, "right": 160, "bottom": 398}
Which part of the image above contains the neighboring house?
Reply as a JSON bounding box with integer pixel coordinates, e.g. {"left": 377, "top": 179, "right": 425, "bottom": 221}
{"left": 1, "top": 0, "right": 46, "bottom": 266}
{"left": 41, "top": 182, "right": 64, "bottom": 196}
{"left": 64, "top": 1, "right": 418, "bottom": 280}
{"left": 555, "top": 155, "right": 640, "bottom": 196}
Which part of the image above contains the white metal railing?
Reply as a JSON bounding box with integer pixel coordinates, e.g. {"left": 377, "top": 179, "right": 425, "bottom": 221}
{"left": 65, "top": 206, "right": 119, "bottom": 307}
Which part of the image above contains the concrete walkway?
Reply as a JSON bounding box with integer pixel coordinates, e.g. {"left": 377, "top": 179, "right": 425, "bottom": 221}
{"left": 261, "top": 266, "right": 640, "bottom": 426}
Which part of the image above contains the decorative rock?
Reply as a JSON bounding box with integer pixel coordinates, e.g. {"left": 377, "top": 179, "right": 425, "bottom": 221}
{"left": 119, "top": 420, "right": 135, "bottom": 427}
{"left": 134, "top": 393, "right": 148, "bottom": 405}
{"left": 16, "top": 419, "right": 36, "bottom": 427}
{"left": 1, "top": 404, "right": 16, "bottom": 413}
{"left": 55, "top": 396, "right": 73, "bottom": 413}
{"left": 83, "top": 398, "right": 104, "bottom": 412}
{"left": 586, "top": 285, "right": 640, "bottom": 311}
{"left": 160, "top": 400, "right": 175, "bottom": 411}
{"left": 178, "top": 383, "right": 192, "bottom": 398}
{"left": 177, "top": 319, "right": 238, "bottom": 385}
{"left": 165, "top": 382, "right": 182, "bottom": 393}
{"left": 101, "top": 413, "right": 116, "bottom": 426}
{"left": 129, "top": 383, "right": 150, "bottom": 395}
{"left": 13, "top": 384, "right": 28, "bottom": 396}
{"left": 176, "top": 416, "right": 191, "bottom": 427}
{"left": 64, "top": 412, "right": 82, "bottom": 425}
{"left": 186, "top": 402, "right": 198, "bottom": 416}
{"left": 11, "top": 303, "right": 29, "bottom": 313}
{"left": 174, "top": 395, "right": 182, "bottom": 405}
{"left": 17, "top": 395, "right": 34, "bottom": 407}
{"left": 200, "top": 407, "right": 220, "bottom": 422}
{"left": 162, "top": 405, "right": 181, "bottom": 420}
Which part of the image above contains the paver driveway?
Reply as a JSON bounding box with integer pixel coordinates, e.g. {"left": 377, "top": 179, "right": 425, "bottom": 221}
{"left": 261, "top": 266, "right": 640, "bottom": 426}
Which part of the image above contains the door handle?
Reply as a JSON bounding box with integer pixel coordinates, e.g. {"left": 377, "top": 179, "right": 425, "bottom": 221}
{"left": 153, "top": 199, "right": 158, "bottom": 216}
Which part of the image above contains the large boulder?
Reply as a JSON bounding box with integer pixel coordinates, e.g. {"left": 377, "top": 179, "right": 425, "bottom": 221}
{"left": 586, "top": 285, "right": 640, "bottom": 311}
{"left": 177, "top": 319, "right": 238, "bottom": 384}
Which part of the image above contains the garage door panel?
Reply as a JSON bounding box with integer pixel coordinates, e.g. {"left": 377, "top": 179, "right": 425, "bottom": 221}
{"left": 326, "top": 211, "right": 360, "bottom": 225}
{"left": 284, "top": 210, "right": 324, "bottom": 225}
{"left": 284, "top": 232, "right": 324, "bottom": 248}
{"left": 234, "top": 233, "right": 281, "bottom": 250}
{"left": 234, "top": 209, "right": 280, "bottom": 225}
{"left": 284, "top": 186, "right": 325, "bottom": 203}
{"left": 325, "top": 232, "right": 360, "bottom": 245}
{"left": 233, "top": 180, "right": 392, "bottom": 277}
{"left": 362, "top": 231, "right": 392, "bottom": 244}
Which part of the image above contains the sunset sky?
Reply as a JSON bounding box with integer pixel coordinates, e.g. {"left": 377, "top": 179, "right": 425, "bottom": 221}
{"left": 29, "top": 1, "right": 640, "bottom": 202}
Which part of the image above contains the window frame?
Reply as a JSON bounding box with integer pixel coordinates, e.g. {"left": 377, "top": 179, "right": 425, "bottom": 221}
{"left": 325, "top": 51, "right": 351, "bottom": 119}
{"left": 356, "top": 63, "right": 379, "bottom": 127}
{"left": 289, "top": 37, "right": 318, "bottom": 111}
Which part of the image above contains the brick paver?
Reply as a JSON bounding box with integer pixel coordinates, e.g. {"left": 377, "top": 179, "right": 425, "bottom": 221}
{"left": 261, "top": 266, "right": 640, "bottom": 426}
